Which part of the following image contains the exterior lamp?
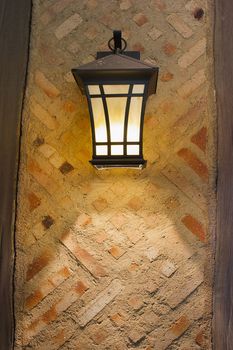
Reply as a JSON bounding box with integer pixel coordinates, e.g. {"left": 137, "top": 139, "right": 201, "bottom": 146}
{"left": 72, "top": 30, "right": 159, "bottom": 169}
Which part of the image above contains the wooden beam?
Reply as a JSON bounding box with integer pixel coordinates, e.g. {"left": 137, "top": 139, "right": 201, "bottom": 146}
{"left": 0, "top": 0, "right": 32, "bottom": 348}
{"left": 214, "top": 0, "right": 233, "bottom": 348}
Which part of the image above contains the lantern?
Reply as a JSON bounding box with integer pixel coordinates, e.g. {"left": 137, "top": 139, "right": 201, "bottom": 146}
{"left": 72, "top": 31, "right": 159, "bottom": 169}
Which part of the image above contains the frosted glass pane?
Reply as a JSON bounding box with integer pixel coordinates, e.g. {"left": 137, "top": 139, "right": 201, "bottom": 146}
{"left": 132, "top": 84, "right": 145, "bottom": 94}
{"left": 106, "top": 97, "right": 127, "bottom": 142}
{"left": 103, "top": 85, "right": 129, "bottom": 94}
{"left": 127, "top": 97, "right": 143, "bottom": 142}
{"left": 91, "top": 98, "right": 107, "bottom": 142}
{"left": 127, "top": 145, "right": 140, "bottom": 155}
{"left": 88, "top": 85, "right": 100, "bottom": 95}
{"left": 111, "top": 145, "right": 124, "bottom": 155}
{"left": 96, "top": 145, "right": 108, "bottom": 155}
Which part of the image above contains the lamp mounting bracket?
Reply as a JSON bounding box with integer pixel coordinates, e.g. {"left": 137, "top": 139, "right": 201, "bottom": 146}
{"left": 97, "top": 30, "right": 140, "bottom": 60}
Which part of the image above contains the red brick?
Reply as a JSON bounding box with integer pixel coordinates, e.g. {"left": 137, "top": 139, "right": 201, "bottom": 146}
{"left": 28, "top": 159, "right": 59, "bottom": 194}
{"left": 163, "top": 42, "right": 177, "bottom": 56}
{"left": 91, "top": 328, "right": 108, "bottom": 345}
{"left": 25, "top": 290, "right": 43, "bottom": 310}
{"left": 160, "top": 100, "right": 175, "bottom": 114}
{"left": 170, "top": 315, "right": 190, "bottom": 337}
{"left": 28, "top": 192, "right": 41, "bottom": 211}
{"left": 62, "top": 100, "right": 76, "bottom": 113}
{"left": 154, "top": 0, "right": 166, "bottom": 11}
{"left": 40, "top": 11, "right": 52, "bottom": 26}
{"left": 26, "top": 266, "right": 72, "bottom": 310}
{"left": 52, "top": 328, "right": 66, "bottom": 345}
{"left": 182, "top": 214, "right": 206, "bottom": 241}
{"left": 133, "top": 13, "right": 148, "bottom": 26}
{"left": 59, "top": 266, "right": 71, "bottom": 278}
{"left": 60, "top": 230, "right": 107, "bottom": 278}
{"left": 75, "top": 213, "right": 92, "bottom": 228}
{"left": 128, "top": 327, "right": 145, "bottom": 344}
{"left": 95, "top": 231, "right": 107, "bottom": 243}
{"left": 110, "top": 312, "right": 125, "bottom": 326}
{"left": 160, "top": 71, "right": 174, "bottom": 82}
{"left": 42, "top": 305, "right": 57, "bottom": 323}
{"left": 128, "top": 262, "right": 140, "bottom": 272}
{"left": 162, "top": 164, "right": 207, "bottom": 210}
{"left": 30, "top": 101, "right": 59, "bottom": 130}
{"left": 177, "top": 148, "right": 208, "bottom": 182}
{"left": 75, "top": 281, "right": 88, "bottom": 295}
{"left": 110, "top": 213, "right": 127, "bottom": 229}
{"left": 87, "top": 0, "right": 97, "bottom": 9}
{"left": 195, "top": 329, "right": 205, "bottom": 346}
{"left": 128, "top": 196, "right": 143, "bottom": 211}
{"left": 100, "top": 14, "right": 116, "bottom": 27}
{"left": 108, "top": 245, "right": 125, "bottom": 259}
{"left": 24, "top": 281, "right": 88, "bottom": 344}
{"left": 128, "top": 295, "right": 144, "bottom": 310}
{"left": 170, "top": 98, "right": 205, "bottom": 140}
{"left": 92, "top": 197, "right": 108, "bottom": 211}
{"left": 84, "top": 26, "right": 98, "bottom": 40}
{"left": 26, "top": 250, "right": 54, "bottom": 281}
{"left": 34, "top": 70, "right": 60, "bottom": 97}
{"left": 191, "top": 126, "right": 207, "bottom": 152}
{"left": 39, "top": 43, "right": 64, "bottom": 66}
{"left": 124, "top": 227, "right": 141, "bottom": 244}
{"left": 132, "top": 42, "right": 145, "bottom": 53}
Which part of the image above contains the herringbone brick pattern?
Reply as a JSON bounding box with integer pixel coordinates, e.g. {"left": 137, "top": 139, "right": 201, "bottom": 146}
{"left": 15, "top": 0, "right": 214, "bottom": 349}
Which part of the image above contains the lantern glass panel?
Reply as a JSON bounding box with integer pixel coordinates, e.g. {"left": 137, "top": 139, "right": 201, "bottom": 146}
{"left": 106, "top": 97, "right": 127, "bottom": 142}
{"left": 90, "top": 97, "right": 107, "bottom": 142}
{"left": 103, "top": 85, "right": 129, "bottom": 94}
{"left": 127, "top": 96, "right": 143, "bottom": 142}
{"left": 132, "top": 84, "right": 145, "bottom": 94}
{"left": 96, "top": 145, "right": 108, "bottom": 155}
{"left": 88, "top": 85, "right": 100, "bottom": 95}
{"left": 127, "top": 145, "right": 140, "bottom": 155}
{"left": 111, "top": 145, "right": 124, "bottom": 155}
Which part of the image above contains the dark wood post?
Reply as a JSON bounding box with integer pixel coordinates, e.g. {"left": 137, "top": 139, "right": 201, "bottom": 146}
{"left": 214, "top": 0, "right": 233, "bottom": 348}
{"left": 0, "top": 1, "right": 32, "bottom": 349}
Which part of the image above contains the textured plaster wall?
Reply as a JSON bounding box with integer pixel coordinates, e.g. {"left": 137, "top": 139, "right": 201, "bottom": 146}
{"left": 15, "top": 0, "right": 215, "bottom": 349}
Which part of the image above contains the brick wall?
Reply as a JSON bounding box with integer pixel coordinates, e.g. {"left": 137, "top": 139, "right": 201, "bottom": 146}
{"left": 15, "top": 0, "right": 215, "bottom": 349}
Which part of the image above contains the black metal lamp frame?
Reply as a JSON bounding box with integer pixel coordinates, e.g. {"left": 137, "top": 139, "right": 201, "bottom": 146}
{"left": 72, "top": 30, "right": 159, "bottom": 169}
